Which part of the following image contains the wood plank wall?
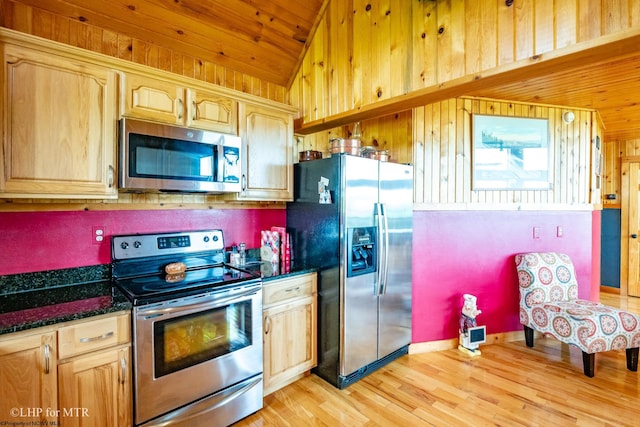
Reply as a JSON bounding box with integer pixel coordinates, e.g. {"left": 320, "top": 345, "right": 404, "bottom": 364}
{"left": 299, "top": 96, "right": 603, "bottom": 210}
{"left": 296, "top": 110, "right": 412, "bottom": 164}
{"left": 0, "top": 0, "right": 288, "bottom": 103}
{"left": 413, "top": 97, "right": 601, "bottom": 209}
{"left": 291, "top": 0, "right": 640, "bottom": 124}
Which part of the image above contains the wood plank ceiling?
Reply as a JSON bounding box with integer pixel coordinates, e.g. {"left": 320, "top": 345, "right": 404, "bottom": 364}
{"left": 6, "top": 0, "right": 640, "bottom": 141}
{"left": 468, "top": 51, "right": 640, "bottom": 142}
{"left": 9, "top": 0, "right": 326, "bottom": 87}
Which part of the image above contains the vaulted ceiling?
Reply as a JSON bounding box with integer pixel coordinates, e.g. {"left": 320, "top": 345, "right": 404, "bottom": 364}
{"left": 12, "top": 0, "right": 326, "bottom": 87}
{"left": 7, "top": 0, "right": 640, "bottom": 140}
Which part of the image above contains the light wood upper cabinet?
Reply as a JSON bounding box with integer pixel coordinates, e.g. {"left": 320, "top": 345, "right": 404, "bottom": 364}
{"left": 0, "top": 44, "right": 118, "bottom": 198}
{"left": 186, "top": 89, "right": 238, "bottom": 134}
{"left": 123, "top": 74, "right": 183, "bottom": 125}
{"left": 230, "top": 102, "right": 293, "bottom": 201}
{"left": 0, "top": 330, "right": 58, "bottom": 424}
{"left": 123, "top": 74, "right": 238, "bottom": 134}
{"left": 263, "top": 273, "right": 317, "bottom": 395}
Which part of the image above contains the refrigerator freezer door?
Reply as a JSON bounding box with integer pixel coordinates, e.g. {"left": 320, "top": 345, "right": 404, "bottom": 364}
{"left": 341, "top": 156, "right": 379, "bottom": 376}
{"left": 378, "top": 161, "right": 413, "bottom": 359}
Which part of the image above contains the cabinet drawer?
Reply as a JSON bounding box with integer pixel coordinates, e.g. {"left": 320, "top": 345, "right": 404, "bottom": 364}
{"left": 263, "top": 273, "right": 317, "bottom": 307}
{"left": 58, "top": 313, "right": 130, "bottom": 359}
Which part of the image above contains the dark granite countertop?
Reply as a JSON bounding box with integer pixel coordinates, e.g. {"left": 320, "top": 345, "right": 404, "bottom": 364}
{"left": 233, "top": 260, "right": 317, "bottom": 282}
{"left": 0, "top": 265, "right": 132, "bottom": 336}
{"left": 0, "top": 261, "right": 316, "bottom": 336}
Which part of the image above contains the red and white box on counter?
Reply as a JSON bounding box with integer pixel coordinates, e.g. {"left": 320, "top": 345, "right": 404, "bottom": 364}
{"left": 270, "top": 226, "right": 290, "bottom": 273}
{"left": 260, "top": 227, "right": 290, "bottom": 273}
{"left": 260, "top": 230, "right": 280, "bottom": 265}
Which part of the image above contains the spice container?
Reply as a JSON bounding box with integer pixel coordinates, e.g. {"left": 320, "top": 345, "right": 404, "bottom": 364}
{"left": 238, "top": 242, "right": 246, "bottom": 265}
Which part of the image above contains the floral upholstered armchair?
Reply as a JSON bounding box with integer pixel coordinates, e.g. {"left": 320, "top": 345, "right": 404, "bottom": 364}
{"left": 515, "top": 252, "right": 640, "bottom": 377}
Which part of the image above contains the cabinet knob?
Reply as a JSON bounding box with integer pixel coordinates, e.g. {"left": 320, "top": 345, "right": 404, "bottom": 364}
{"left": 632, "top": 234, "right": 638, "bottom": 239}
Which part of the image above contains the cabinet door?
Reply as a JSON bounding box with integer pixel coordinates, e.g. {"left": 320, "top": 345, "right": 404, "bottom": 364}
{"left": 58, "top": 345, "right": 132, "bottom": 427}
{"left": 1, "top": 46, "right": 117, "bottom": 198}
{"left": 263, "top": 273, "right": 317, "bottom": 395}
{"left": 186, "top": 89, "right": 238, "bottom": 134}
{"left": 236, "top": 103, "right": 293, "bottom": 201}
{"left": 123, "top": 73, "right": 185, "bottom": 125}
{"left": 0, "top": 331, "right": 58, "bottom": 424}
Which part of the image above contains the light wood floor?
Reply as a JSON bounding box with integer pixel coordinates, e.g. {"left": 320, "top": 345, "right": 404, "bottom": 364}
{"left": 236, "top": 292, "right": 640, "bottom": 426}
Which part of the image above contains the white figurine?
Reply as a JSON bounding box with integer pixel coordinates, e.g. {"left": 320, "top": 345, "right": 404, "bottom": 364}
{"left": 458, "top": 293, "right": 484, "bottom": 356}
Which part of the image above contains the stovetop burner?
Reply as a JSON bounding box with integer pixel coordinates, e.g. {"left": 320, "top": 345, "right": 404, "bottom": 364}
{"left": 114, "top": 264, "right": 259, "bottom": 305}
{"left": 111, "top": 230, "right": 260, "bottom": 306}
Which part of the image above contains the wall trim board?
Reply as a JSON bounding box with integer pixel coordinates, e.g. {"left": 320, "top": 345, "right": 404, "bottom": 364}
{"left": 0, "top": 201, "right": 286, "bottom": 213}
{"left": 409, "top": 331, "right": 529, "bottom": 354}
{"left": 413, "top": 203, "right": 597, "bottom": 212}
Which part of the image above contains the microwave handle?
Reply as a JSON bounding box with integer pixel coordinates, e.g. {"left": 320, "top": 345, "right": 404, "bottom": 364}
{"left": 217, "top": 142, "right": 225, "bottom": 183}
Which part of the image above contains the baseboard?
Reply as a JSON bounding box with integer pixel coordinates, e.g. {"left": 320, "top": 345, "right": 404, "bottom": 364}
{"left": 600, "top": 285, "right": 620, "bottom": 294}
{"left": 409, "top": 330, "right": 530, "bottom": 354}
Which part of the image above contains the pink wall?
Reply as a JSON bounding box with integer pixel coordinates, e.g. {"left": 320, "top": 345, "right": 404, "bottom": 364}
{"left": 412, "top": 210, "right": 598, "bottom": 343}
{"left": 0, "top": 209, "right": 285, "bottom": 275}
{"left": 1, "top": 207, "right": 600, "bottom": 346}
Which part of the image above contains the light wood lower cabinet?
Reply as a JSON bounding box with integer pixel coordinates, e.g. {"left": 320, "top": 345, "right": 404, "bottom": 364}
{"left": 58, "top": 345, "right": 131, "bottom": 427}
{"left": 262, "top": 273, "right": 317, "bottom": 395}
{"left": 0, "top": 312, "right": 131, "bottom": 427}
{"left": 0, "top": 330, "right": 58, "bottom": 424}
{"left": 57, "top": 312, "right": 131, "bottom": 427}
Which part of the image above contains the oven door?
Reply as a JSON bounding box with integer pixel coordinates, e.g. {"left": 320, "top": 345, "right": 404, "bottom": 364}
{"left": 133, "top": 281, "right": 262, "bottom": 425}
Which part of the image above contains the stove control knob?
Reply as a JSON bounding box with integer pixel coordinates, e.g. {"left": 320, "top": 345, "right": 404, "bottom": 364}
{"left": 212, "top": 235, "right": 219, "bottom": 241}
{"left": 134, "top": 241, "right": 142, "bottom": 248}
{"left": 120, "top": 242, "right": 129, "bottom": 250}
{"left": 203, "top": 236, "right": 210, "bottom": 243}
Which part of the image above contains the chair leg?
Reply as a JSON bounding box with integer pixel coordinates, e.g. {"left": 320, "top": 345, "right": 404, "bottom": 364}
{"left": 626, "top": 347, "right": 639, "bottom": 372}
{"left": 582, "top": 352, "right": 595, "bottom": 377}
{"left": 524, "top": 326, "right": 534, "bottom": 347}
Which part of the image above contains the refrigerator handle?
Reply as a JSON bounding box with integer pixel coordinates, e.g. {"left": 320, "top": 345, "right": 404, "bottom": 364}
{"left": 375, "top": 203, "right": 384, "bottom": 295}
{"left": 380, "top": 203, "right": 390, "bottom": 294}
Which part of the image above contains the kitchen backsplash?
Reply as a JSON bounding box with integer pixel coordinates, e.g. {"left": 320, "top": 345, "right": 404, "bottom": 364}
{"left": 0, "top": 208, "right": 285, "bottom": 276}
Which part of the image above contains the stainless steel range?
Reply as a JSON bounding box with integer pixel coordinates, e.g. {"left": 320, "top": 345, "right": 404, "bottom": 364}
{"left": 111, "top": 230, "right": 263, "bottom": 427}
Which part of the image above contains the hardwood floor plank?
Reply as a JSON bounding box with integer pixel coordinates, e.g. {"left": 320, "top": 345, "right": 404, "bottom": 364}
{"left": 236, "top": 294, "right": 640, "bottom": 426}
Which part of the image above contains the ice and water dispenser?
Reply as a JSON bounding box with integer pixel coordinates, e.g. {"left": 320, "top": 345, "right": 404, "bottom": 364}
{"left": 347, "top": 227, "right": 376, "bottom": 277}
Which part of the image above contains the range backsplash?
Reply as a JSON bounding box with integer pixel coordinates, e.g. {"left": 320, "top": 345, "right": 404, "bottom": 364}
{"left": 0, "top": 208, "right": 285, "bottom": 276}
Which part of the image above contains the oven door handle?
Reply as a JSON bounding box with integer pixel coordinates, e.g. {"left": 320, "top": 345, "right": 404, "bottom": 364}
{"left": 138, "top": 285, "right": 260, "bottom": 318}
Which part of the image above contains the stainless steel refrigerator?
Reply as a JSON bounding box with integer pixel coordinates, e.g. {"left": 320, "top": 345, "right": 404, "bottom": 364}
{"left": 286, "top": 153, "right": 413, "bottom": 389}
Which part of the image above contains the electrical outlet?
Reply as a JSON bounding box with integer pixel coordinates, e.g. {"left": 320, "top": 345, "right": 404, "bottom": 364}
{"left": 557, "top": 226, "right": 563, "bottom": 238}
{"left": 533, "top": 227, "right": 541, "bottom": 239}
{"left": 92, "top": 226, "right": 105, "bottom": 245}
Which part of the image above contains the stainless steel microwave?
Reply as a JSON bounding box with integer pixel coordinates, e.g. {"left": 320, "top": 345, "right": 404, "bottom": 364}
{"left": 119, "top": 118, "right": 242, "bottom": 193}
